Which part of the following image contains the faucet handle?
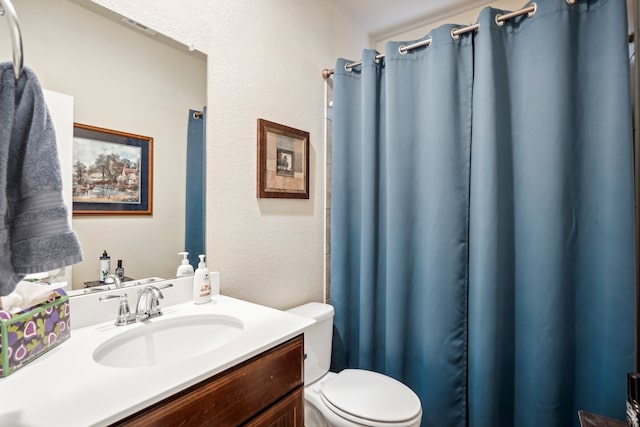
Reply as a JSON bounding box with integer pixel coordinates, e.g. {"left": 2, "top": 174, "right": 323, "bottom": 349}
{"left": 100, "top": 294, "right": 135, "bottom": 326}
{"left": 136, "top": 283, "right": 172, "bottom": 296}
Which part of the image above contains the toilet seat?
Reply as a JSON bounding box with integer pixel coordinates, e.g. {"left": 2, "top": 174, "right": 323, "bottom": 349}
{"left": 320, "top": 369, "right": 422, "bottom": 427}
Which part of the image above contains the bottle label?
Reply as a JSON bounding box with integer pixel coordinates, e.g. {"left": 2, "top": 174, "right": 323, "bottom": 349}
{"left": 199, "top": 282, "right": 211, "bottom": 297}
{"left": 99, "top": 260, "right": 110, "bottom": 282}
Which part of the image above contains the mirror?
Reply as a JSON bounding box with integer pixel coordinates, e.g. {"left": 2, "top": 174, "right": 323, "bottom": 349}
{"left": 0, "top": 0, "right": 207, "bottom": 290}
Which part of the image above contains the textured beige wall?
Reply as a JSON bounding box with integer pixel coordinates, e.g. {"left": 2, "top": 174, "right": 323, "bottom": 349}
{"left": 91, "top": 0, "right": 372, "bottom": 309}
{"left": 0, "top": 0, "right": 206, "bottom": 287}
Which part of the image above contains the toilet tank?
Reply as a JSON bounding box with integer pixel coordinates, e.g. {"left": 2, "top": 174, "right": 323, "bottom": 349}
{"left": 286, "top": 302, "right": 334, "bottom": 385}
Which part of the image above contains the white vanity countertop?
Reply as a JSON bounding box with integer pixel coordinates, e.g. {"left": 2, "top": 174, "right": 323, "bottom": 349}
{"left": 0, "top": 295, "right": 313, "bottom": 427}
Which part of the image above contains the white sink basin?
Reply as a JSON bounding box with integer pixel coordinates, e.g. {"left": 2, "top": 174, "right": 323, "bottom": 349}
{"left": 93, "top": 314, "right": 244, "bottom": 368}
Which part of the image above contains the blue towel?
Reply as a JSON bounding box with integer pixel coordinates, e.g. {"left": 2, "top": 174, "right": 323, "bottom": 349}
{"left": 0, "top": 62, "right": 83, "bottom": 296}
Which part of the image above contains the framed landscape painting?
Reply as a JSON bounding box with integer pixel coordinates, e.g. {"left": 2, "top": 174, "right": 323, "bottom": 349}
{"left": 72, "top": 123, "right": 153, "bottom": 215}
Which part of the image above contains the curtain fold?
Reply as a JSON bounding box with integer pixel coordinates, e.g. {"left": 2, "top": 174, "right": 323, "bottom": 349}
{"left": 331, "top": 0, "right": 635, "bottom": 426}
{"left": 332, "top": 26, "right": 473, "bottom": 427}
{"left": 469, "top": 1, "right": 635, "bottom": 425}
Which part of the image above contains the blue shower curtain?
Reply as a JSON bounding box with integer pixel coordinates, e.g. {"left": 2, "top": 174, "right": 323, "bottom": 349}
{"left": 331, "top": 1, "right": 635, "bottom": 426}
{"left": 469, "top": 2, "right": 635, "bottom": 426}
{"left": 332, "top": 28, "right": 473, "bottom": 427}
{"left": 185, "top": 108, "right": 206, "bottom": 268}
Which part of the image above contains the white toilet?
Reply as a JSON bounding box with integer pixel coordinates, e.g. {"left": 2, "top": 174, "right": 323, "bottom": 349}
{"left": 287, "top": 302, "right": 423, "bottom": 427}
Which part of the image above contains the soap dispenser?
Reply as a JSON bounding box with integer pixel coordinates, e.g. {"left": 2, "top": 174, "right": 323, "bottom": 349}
{"left": 176, "top": 252, "right": 195, "bottom": 277}
{"left": 193, "top": 254, "right": 212, "bottom": 304}
{"left": 99, "top": 250, "right": 111, "bottom": 283}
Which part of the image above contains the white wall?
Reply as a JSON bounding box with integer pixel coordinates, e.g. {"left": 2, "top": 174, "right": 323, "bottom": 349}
{"left": 91, "top": 0, "right": 371, "bottom": 309}
{"left": 0, "top": 0, "right": 206, "bottom": 288}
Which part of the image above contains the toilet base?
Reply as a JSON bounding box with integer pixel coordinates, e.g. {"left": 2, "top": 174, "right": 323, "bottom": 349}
{"left": 304, "top": 372, "right": 336, "bottom": 427}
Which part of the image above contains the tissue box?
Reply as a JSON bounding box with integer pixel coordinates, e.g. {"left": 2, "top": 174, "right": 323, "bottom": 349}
{"left": 0, "top": 289, "right": 70, "bottom": 377}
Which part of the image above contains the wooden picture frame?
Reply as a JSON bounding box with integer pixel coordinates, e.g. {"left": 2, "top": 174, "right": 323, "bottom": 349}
{"left": 257, "top": 119, "right": 309, "bottom": 199}
{"left": 72, "top": 123, "right": 153, "bottom": 215}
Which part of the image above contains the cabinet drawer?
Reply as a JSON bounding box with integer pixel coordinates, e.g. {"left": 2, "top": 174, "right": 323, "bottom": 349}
{"left": 115, "top": 334, "right": 304, "bottom": 427}
{"left": 244, "top": 387, "right": 304, "bottom": 427}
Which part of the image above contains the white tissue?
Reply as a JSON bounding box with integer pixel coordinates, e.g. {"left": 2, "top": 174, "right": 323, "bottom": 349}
{"left": 23, "top": 268, "right": 64, "bottom": 282}
{"left": 0, "top": 281, "right": 67, "bottom": 314}
{"left": 0, "top": 293, "right": 23, "bottom": 314}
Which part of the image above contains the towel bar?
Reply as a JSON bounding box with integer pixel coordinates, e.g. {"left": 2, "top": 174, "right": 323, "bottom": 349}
{"left": 0, "top": 0, "right": 23, "bottom": 79}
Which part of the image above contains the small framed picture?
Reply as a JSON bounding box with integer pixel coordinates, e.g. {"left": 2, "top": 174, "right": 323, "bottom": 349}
{"left": 72, "top": 123, "right": 153, "bottom": 215}
{"left": 257, "top": 119, "right": 309, "bottom": 199}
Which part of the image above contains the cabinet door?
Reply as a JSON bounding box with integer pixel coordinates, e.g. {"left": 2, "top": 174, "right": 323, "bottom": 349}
{"left": 244, "top": 387, "right": 304, "bottom": 427}
{"left": 114, "top": 335, "right": 303, "bottom": 426}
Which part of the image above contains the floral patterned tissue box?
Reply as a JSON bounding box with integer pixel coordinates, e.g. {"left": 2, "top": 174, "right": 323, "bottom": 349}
{"left": 0, "top": 289, "right": 70, "bottom": 377}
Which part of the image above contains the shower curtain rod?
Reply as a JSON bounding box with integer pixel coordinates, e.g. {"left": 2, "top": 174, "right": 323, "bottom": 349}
{"left": 321, "top": 3, "right": 537, "bottom": 79}
{"left": 0, "top": 0, "right": 23, "bottom": 79}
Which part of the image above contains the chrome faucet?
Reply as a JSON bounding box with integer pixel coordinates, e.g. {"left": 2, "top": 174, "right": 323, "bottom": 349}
{"left": 135, "top": 283, "right": 173, "bottom": 321}
{"left": 107, "top": 274, "right": 123, "bottom": 288}
{"left": 100, "top": 283, "right": 174, "bottom": 326}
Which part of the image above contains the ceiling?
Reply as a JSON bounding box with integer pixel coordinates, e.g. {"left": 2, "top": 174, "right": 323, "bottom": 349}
{"left": 334, "top": 0, "right": 496, "bottom": 40}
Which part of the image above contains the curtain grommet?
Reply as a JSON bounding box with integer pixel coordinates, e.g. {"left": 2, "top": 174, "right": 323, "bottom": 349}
{"left": 426, "top": 36, "right": 432, "bottom": 48}
{"left": 344, "top": 63, "right": 352, "bottom": 73}
{"left": 451, "top": 28, "right": 460, "bottom": 40}
{"left": 398, "top": 36, "right": 430, "bottom": 55}
{"left": 566, "top": 0, "right": 576, "bottom": 4}
{"left": 527, "top": 3, "right": 537, "bottom": 17}
{"left": 495, "top": 14, "right": 505, "bottom": 27}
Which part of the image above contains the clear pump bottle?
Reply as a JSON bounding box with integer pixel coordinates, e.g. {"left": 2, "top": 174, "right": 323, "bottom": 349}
{"left": 176, "top": 252, "right": 195, "bottom": 277}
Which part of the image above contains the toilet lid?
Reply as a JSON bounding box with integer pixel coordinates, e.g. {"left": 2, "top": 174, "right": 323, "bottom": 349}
{"left": 321, "top": 369, "right": 422, "bottom": 424}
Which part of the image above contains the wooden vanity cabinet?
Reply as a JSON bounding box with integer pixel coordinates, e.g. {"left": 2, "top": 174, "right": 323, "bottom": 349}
{"left": 113, "top": 334, "right": 304, "bottom": 427}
